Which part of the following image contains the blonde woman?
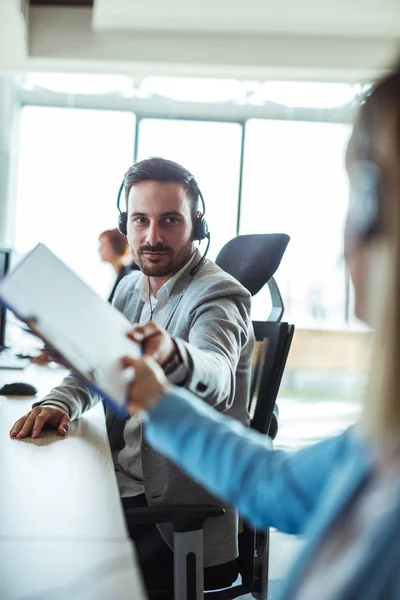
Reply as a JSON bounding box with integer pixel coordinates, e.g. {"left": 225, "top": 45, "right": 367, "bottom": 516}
{"left": 121, "top": 64, "right": 400, "bottom": 599}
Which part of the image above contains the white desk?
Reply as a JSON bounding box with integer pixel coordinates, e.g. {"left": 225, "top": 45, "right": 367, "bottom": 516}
{"left": 0, "top": 365, "right": 146, "bottom": 600}
{"left": 1, "top": 540, "right": 142, "bottom": 600}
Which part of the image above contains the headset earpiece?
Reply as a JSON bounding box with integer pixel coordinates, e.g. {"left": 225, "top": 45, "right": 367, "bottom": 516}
{"left": 192, "top": 189, "right": 209, "bottom": 241}
{"left": 116, "top": 181, "right": 127, "bottom": 236}
{"left": 348, "top": 159, "right": 381, "bottom": 239}
{"left": 193, "top": 214, "right": 209, "bottom": 241}
{"left": 345, "top": 158, "right": 382, "bottom": 258}
{"left": 118, "top": 211, "right": 127, "bottom": 236}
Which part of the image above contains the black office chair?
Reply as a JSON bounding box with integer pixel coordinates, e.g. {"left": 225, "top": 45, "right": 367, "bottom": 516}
{"left": 215, "top": 234, "right": 294, "bottom": 599}
{"left": 125, "top": 233, "right": 294, "bottom": 600}
{"left": 215, "top": 233, "right": 290, "bottom": 322}
{"left": 216, "top": 233, "right": 290, "bottom": 439}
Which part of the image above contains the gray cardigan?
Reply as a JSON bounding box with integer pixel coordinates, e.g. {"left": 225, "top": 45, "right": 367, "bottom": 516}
{"left": 36, "top": 253, "right": 253, "bottom": 567}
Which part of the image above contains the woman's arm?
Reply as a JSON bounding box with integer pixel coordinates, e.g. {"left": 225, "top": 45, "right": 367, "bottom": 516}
{"left": 145, "top": 387, "right": 351, "bottom": 534}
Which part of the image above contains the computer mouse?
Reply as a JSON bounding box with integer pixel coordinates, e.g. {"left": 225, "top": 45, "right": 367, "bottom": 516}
{"left": 0, "top": 382, "right": 38, "bottom": 396}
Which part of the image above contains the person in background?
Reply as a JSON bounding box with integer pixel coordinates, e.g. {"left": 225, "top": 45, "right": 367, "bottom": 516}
{"left": 120, "top": 63, "right": 400, "bottom": 599}
{"left": 98, "top": 227, "right": 138, "bottom": 303}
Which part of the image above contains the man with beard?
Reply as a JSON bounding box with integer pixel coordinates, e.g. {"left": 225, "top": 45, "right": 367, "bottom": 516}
{"left": 10, "top": 157, "right": 253, "bottom": 592}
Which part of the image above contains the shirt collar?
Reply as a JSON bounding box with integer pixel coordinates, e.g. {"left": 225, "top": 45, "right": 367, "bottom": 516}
{"left": 135, "top": 251, "right": 198, "bottom": 304}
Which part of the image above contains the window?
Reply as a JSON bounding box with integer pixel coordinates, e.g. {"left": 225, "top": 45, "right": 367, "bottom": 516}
{"left": 241, "top": 119, "right": 352, "bottom": 326}
{"left": 136, "top": 119, "right": 243, "bottom": 260}
{"left": 15, "top": 106, "right": 135, "bottom": 298}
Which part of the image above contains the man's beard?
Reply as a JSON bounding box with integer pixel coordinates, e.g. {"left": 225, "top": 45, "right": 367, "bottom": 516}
{"left": 133, "top": 240, "right": 195, "bottom": 277}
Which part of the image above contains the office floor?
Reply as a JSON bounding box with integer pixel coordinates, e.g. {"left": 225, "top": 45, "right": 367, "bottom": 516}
{"left": 248, "top": 393, "right": 362, "bottom": 599}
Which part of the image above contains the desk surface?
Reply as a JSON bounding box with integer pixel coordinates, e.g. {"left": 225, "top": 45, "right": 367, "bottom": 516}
{"left": 1, "top": 539, "right": 143, "bottom": 600}
{"left": 0, "top": 365, "right": 146, "bottom": 599}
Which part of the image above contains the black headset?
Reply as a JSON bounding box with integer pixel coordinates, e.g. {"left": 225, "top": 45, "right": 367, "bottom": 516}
{"left": 345, "top": 117, "right": 383, "bottom": 257}
{"left": 192, "top": 188, "right": 209, "bottom": 242}
{"left": 117, "top": 179, "right": 209, "bottom": 240}
{"left": 116, "top": 174, "right": 210, "bottom": 276}
{"left": 116, "top": 181, "right": 128, "bottom": 237}
{"left": 347, "top": 158, "right": 381, "bottom": 240}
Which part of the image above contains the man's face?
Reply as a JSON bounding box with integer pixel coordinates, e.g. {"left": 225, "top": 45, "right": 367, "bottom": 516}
{"left": 126, "top": 181, "right": 195, "bottom": 278}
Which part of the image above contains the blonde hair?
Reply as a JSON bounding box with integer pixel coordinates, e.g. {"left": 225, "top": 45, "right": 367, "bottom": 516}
{"left": 348, "top": 64, "right": 400, "bottom": 438}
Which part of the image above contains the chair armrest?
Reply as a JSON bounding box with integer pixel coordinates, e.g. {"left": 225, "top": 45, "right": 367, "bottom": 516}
{"left": 124, "top": 504, "right": 225, "bottom": 532}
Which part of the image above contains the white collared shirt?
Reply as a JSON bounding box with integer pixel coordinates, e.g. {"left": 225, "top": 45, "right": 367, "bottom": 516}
{"left": 134, "top": 251, "right": 198, "bottom": 322}
{"left": 116, "top": 251, "right": 198, "bottom": 497}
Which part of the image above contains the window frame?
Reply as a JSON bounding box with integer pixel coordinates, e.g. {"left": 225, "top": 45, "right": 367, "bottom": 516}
{"left": 16, "top": 85, "right": 362, "bottom": 328}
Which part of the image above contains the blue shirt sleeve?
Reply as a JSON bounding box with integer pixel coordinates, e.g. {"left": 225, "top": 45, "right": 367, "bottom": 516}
{"left": 144, "top": 387, "right": 352, "bottom": 534}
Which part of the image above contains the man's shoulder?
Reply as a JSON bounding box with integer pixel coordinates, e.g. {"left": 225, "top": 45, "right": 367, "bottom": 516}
{"left": 112, "top": 270, "right": 141, "bottom": 308}
{"left": 190, "top": 259, "right": 250, "bottom": 299}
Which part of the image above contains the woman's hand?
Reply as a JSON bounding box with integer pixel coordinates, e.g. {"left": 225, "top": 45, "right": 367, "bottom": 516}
{"left": 127, "top": 321, "right": 176, "bottom": 366}
{"left": 121, "top": 355, "right": 171, "bottom": 415}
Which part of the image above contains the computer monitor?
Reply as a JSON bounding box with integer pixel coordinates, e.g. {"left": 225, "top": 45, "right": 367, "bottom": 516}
{"left": 0, "top": 248, "right": 11, "bottom": 351}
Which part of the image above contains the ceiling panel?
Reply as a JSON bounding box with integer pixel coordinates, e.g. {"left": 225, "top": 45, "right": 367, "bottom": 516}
{"left": 30, "top": 1, "right": 93, "bottom": 5}
{"left": 93, "top": 0, "right": 400, "bottom": 37}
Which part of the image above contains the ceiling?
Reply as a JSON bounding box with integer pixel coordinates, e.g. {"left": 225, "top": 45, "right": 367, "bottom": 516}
{"left": 0, "top": 0, "right": 398, "bottom": 81}
{"left": 30, "top": 1, "right": 93, "bottom": 5}
{"left": 93, "top": 0, "right": 400, "bottom": 38}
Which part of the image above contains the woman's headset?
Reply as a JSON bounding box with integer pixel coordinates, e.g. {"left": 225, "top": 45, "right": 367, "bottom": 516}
{"left": 347, "top": 157, "right": 382, "bottom": 241}
{"left": 345, "top": 109, "right": 383, "bottom": 255}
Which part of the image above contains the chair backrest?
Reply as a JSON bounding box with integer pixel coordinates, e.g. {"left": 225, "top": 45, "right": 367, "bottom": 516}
{"left": 215, "top": 233, "right": 290, "bottom": 323}
{"left": 215, "top": 234, "right": 290, "bottom": 297}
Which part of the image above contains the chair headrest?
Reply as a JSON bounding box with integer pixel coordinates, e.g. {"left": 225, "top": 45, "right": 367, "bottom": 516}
{"left": 215, "top": 233, "right": 290, "bottom": 296}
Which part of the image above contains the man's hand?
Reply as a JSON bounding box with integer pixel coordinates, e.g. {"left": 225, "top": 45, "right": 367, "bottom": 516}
{"left": 121, "top": 355, "right": 171, "bottom": 415}
{"left": 127, "top": 322, "right": 176, "bottom": 366}
{"left": 9, "top": 406, "right": 70, "bottom": 439}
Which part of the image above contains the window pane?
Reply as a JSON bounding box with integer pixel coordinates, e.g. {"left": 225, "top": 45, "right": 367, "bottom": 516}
{"left": 136, "top": 119, "right": 242, "bottom": 260}
{"left": 241, "top": 119, "right": 352, "bottom": 327}
{"left": 15, "top": 107, "right": 135, "bottom": 298}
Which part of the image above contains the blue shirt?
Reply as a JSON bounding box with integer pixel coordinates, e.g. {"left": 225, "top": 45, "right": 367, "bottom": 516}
{"left": 144, "top": 387, "right": 400, "bottom": 600}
